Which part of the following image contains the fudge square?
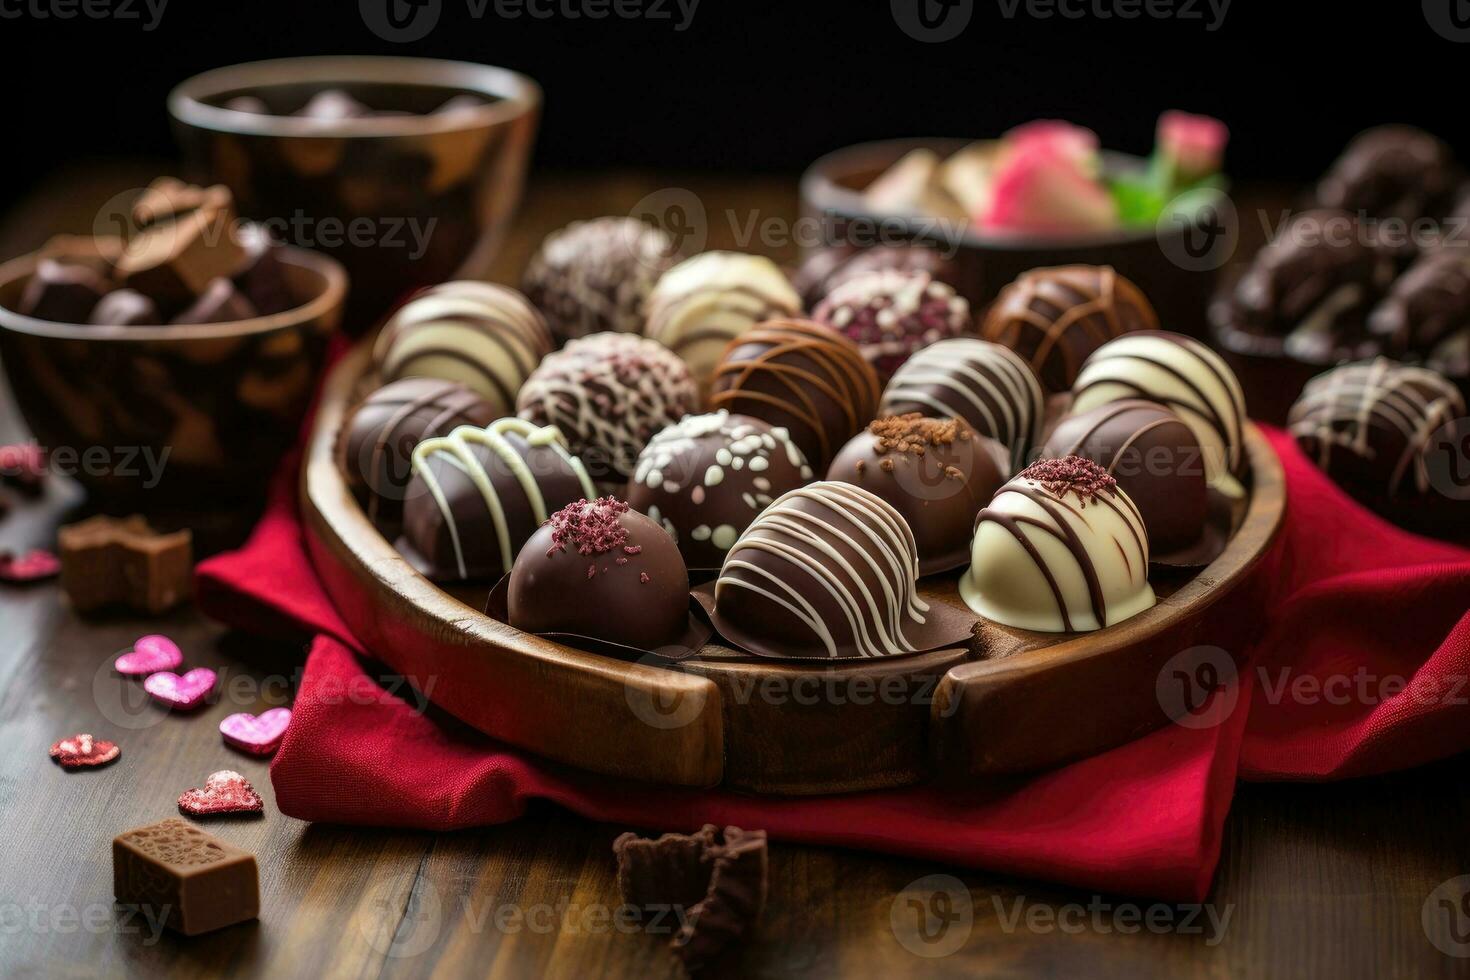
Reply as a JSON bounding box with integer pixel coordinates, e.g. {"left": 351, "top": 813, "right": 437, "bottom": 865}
{"left": 113, "top": 817, "right": 259, "bottom": 935}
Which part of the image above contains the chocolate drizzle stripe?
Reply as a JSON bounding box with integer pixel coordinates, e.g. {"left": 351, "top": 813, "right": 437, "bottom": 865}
{"left": 366, "top": 386, "right": 485, "bottom": 524}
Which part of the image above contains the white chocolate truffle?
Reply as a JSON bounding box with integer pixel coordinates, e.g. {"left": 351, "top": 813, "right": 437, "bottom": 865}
{"left": 1069, "top": 330, "right": 1247, "bottom": 496}
{"left": 644, "top": 251, "right": 802, "bottom": 393}
{"left": 960, "top": 457, "right": 1155, "bottom": 633}
{"left": 374, "top": 281, "right": 554, "bottom": 418}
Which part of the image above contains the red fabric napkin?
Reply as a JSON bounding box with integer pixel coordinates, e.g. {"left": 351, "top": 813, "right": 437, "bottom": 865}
{"left": 195, "top": 427, "right": 1470, "bottom": 902}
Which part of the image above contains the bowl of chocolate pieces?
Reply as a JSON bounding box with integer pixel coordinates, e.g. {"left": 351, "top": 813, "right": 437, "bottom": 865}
{"left": 798, "top": 113, "right": 1232, "bottom": 339}
{"left": 1210, "top": 125, "right": 1470, "bottom": 424}
{"left": 169, "top": 56, "right": 541, "bottom": 329}
{"left": 0, "top": 177, "right": 346, "bottom": 504}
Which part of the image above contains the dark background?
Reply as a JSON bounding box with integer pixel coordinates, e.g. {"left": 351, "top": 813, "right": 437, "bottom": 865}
{"left": 1, "top": 0, "right": 1466, "bottom": 206}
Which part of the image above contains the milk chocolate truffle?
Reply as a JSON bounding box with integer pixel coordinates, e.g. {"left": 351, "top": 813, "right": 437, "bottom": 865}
{"left": 627, "top": 412, "right": 813, "bottom": 569}
{"left": 792, "top": 244, "right": 958, "bottom": 308}
{"left": 880, "top": 338, "right": 1045, "bottom": 474}
{"left": 1367, "top": 249, "right": 1470, "bottom": 361}
{"left": 516, "top": 332, "right": 699, "bottom": 479}
{"left": 1221, "top": 209, "right": 1393, "bottom": 360}
{"left": 714, "top": 482, "right": 931, "bottom": 659}
{"left": 1315, "top": 125, "right": 1459, "bottom": 224}
{"left": 399, "top": 419, "right": 596, "bottom": 581}
{"left": 1288, "top": 359, "right": 1465, "bottom": 496}
{"left": 709, "top": 318, "right": 882, "bottom": 471}
{"left": 374, "top": 281, "right": 555, "bottom": 418}
{"left": 1042, "top": 401, "right": 1209, "bottom": 556}
{"left": 644, "top": 251, "right": 802, "bottom": 393}
{"left": 812, "top": 269, "right": 970, "bottom": 384}
{"left": 960, "top": 457, "right": 1155, "bottom": 633}
{"left": 509, "top": 497, "right": 690, "bottom": 650}
{"left": 981, "top": 265, "right": 1157, "bottom": 393}
{"left": 826, "top": 414, "right": 1007, "bottom": 574}
{"left": 1071, "top": 331, "right": 1248, "bottom": 496}
{"left": 337, "top": 378, "right": 497, "bottom": 531}
{"left": 522, "top": 217, "right": 679, "bottom": 342}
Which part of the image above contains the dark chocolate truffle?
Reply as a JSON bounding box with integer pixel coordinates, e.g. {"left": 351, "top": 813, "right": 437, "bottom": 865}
{"left": 1042, "top": 400, "right": 1209, "bottom": 556}
{"left": 626, "top": 412, "right": 813, "bottom": 569}
{"left": 516, "top": 332, "right": 699, "bottom": 479}
{"left": 398, "top": 419, "right": 596, "bottom": 581}
{"left": 980, "top": 265, "right": 1157, "bottom": 393}
{"left": 793, "top": 244, "right": 958, "bottom": 308}
{"left": 521, "top": 217, "right": 679, "bottom": 342}
{"left": 1071, "top": 331, "right": 1248, "bottom": 497}
{"left": 1367, "top": 249, "right": 1470, "bottom": 360}
{"left": 17, "top": 258, "right": 109, "bottom": 323}
{"left": 337, "top": 377, "right": 497, "bottom": 532}
{"left": 1221, "top": 209, "right": 1393, "bottom": 360}
{"left": 708, "top": 318, "right": 882, "bottom": 472}
{"left": 960, "top": 456, "right": 1155, "bottom": 633}
{"left": 880, "top": 337, "right": 1045, "bottom": 474}
{"left": 713, "top": 482, "right": 931, "bottom": 659}
{"left": 509, "top": 497, "right": 690, "bottom": 650}
{"left": 1315, "top": 126, "right": 1459, "bottom": 224}
{"left": 374, "top": 281, "right": 555, "bottom": 419}
{"left": 1288, "top": 358, "right": 1465, "bottom": 496}
{"left": 812, "top": 268, "right": 970, "bottom": 384}
{"left": 826, "top": 414, "right": 1007, "bottom": 574}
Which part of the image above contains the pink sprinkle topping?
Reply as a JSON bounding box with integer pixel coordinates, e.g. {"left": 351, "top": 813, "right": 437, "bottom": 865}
{"left": 587, "top": 565, "right": 597, "bottom": 579}
{"left": 1018, "top": 456, "right": 1117, "bottom": 502}
{"left": 623, "top": 545, "right": 642, "bottom": 555}
{"left": 547, "top": 497, "right": 631, "bottom": 556}
{"left": 640, "top": 572, "right": 650, "bottom": 584}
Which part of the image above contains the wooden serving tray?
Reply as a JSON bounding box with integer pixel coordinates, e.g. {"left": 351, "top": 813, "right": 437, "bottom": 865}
{"left": 302, "top": 342, "right": 1287, "bottom": 795}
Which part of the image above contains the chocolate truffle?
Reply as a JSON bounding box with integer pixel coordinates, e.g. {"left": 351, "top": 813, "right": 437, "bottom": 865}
{"left": 522, "top": 217, "right": 679, "bottom": 342}
{"left": 644, "top": 251, "right": 802, "bottom": 393}
{"left": 337, "top": 377, "right": 497, "bottom": 531}
{"left": 1071, "top": 331, "right": 1248, "bottom": 496}
{"left": 709, "top": 318, "right": 881, "bottom": 471}
{"left": 1315, "top": 126, "right": 1458, "bottom": 224}
{"left": 812, "top": 269, "right": 970, "bottom": 384}
{"left": 792, "top": 244, "right": 957, "bottom": 308}
{"left": 516, "top": 332, "right": 699, "bottom": 479}
{"left": 981, "top": 265, "right": 1157, "bottom": 393}
{"left": 374, "top": 281, "right": 555, "bottom": 419}
{"left": 1288, "top": 359, "right": 1465, "bottom": 497}
{"left": 399, "top": 419, "right": 596, "bottom": 581}
{"left": 115, "top": 180, "right": 245, "bottom": 316}
{"left": 714, "top": 482, "right": 931, "bottom": 659}
{"left": 1042, "top": 401, "right": 1209, "bottom": 556}
{"left": 627, "top": 412, "right": 813, "bottom": 569}
{"left": 880, "top": 337, "right": 1045, "bottom": 474}
{"left": 509, "top": 497, "right": 690, "bottom": 650}
{"left": 826, "top": 414, "right": 1007, "bottom": 574}
{"left": 960, "top": 457, "right": 1155, "bottom": 633}
{"left": 1221, "top": 209, "right": 1393, "bottom": 360}
{"left": 18, "top": 258, "right": 109, "bottom": 323}
{"left": 1367, "top": 249, "right": 1470, "bottom": 359}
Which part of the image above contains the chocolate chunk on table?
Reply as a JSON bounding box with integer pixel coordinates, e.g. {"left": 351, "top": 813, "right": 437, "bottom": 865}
{"left": 58, "top": 515, "right": 193, "bottom": 614}
{"left": 113, "top": 818, "right": 258, "bottom": 936}
{"left": 115, "top": 180, "right": 246, "bottom": 316}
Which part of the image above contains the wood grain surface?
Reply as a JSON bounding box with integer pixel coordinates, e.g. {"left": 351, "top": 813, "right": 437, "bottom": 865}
{"left": 1, "top": 168, "right": 1468, "bottom": 979}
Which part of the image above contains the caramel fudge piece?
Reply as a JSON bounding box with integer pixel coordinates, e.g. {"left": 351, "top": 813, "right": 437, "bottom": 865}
{"left": 113, "top": 818, "right": 258, "bottom": 936}
{"left": 58, "top": 515, "right": 193, "bottom": 614}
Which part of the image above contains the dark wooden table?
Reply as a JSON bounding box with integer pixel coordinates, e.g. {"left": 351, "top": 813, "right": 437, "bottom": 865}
{"left": 2, "top": 169, "right": 1469, "bottom": 980}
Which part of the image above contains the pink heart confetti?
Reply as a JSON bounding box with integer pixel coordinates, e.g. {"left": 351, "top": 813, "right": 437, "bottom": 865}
{"left": 177, "top": 770, "right": 263, "bottom": 816}
{"left": 114, "top": 634, "right": 184, "bottom": 676}
{"left": 219, "top": 708, "right": 292, "bottom": 757}
{"left": 49, "top": 733, "right": 120, "bottom": 769}
{"left": 0, "top": 549, "right": 60, "bottom": 583}
{"left": 143, "top": 668, "right": 217, "bottom": 710}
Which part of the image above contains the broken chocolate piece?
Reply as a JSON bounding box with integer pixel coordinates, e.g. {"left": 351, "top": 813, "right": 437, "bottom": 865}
{"left": 614, "top": 825, "right": 719, "bottom": 914}
{"left": 171, "top": 278, "right": 259, "bottom": 325}
{"left": 58, "top": 514, "right": 192, "bottom": 614}
{"left": 89, "top": 289, "right": 161, "bottom": 327}
{"left": 232, "top": 224, "right": 294, "bottom": 315}
{"left": 17, "top": 258, "right": 109, "bottom": 323}
{"left": 116, "top": 182, "right": 245, "bottom": 315}
{"left": 113, "top": 818, "right": 258, "bottom": 936}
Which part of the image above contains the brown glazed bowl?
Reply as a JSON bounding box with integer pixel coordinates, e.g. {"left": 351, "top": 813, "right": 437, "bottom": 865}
{"left": 0, "top": 241, "right": 345, "bottom": 506}
{"left": 800, "top": 138, "right": 1229, "bottom": 338}
{"left": 169, "top": 56, "right": 540, "bottom": 331}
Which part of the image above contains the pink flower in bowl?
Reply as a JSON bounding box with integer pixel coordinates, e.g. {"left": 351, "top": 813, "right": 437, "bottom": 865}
{"left": 1157, "top": 111, "right": 1229, "bottom": 185}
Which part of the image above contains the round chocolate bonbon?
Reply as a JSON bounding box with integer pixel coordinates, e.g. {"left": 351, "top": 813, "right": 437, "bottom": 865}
{"left": 522, "top": 217, "right": 679, "bottom": 342}
{"left": 812, "top": 268, "right": 970, "bottom": 384}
